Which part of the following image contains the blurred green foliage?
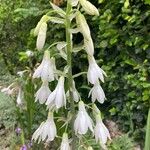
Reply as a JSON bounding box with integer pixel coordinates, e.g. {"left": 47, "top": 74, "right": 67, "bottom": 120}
{"left": 0, "top": 0, "right": 150, "bottom": 146}
{"left": 91, "top": 0, "right": 150, "bottom": 142}
{"left": 108, "top": 134, "right": 134, "bottom": 150}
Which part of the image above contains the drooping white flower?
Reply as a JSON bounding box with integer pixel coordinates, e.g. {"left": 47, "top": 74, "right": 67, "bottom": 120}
{"left": 35, "top": 80, "right": 51, "bottom": 104}
{"left": 94, "top": 113, "right": 111, "bottom": 145}
{"left": 46, "top": 76, "right": 66, "bottom": 109}
{"left": 36, "top": 22, "right": 47, "bottom": 50}
{"left": 89, "top": 82, "right": 106, "bottom": 104}
{"left": 1, "top": 84, "right": 15, "bottom": 96}
{"left": 84, "top": 37, "right": 94, "bottom": 56}
{"left": 74, "top": 101, "right": 93, "bottom": 135}
{"left": 16, "top": 88, "right": 23, "bottom": 106}
{"left": 79, "top": 0, "right": 99, "bottom": 16}
{"left": 87, "top": 56, "right": 107, "bottom": 84}
{"left": 33, "top": 50, "right": 56, "bottom": 82}
{"left": 32, "top": 112, "right": 57, "bottom": 143}
{"left": 66, "top": 80, "right": 80, "bottom": 102}
{"left": 76, "top": 12, "right": 91, "bottom": 39}
{"left": 60, "top": 133, "right": 71, "bottom": 150}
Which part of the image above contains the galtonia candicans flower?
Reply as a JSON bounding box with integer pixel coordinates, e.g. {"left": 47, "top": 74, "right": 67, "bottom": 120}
{"left": 36, "top": 22, "right": 47, "bottom": 50}
{"left": 32, "top": 112, "right": 57, "bottom": 143}
{"left": 35, "top": 80, "right": 51, "bottom": 104}
{"left": 33, "top": 50, "right": 56, "bottom": 82}
{"left": 87, "top": 56, "right": 107, "bottom": 84}
{"left": 16, "top": 88, "right": 23, "bottom": 106}
{"left": 74, "top": 101, "right": 93, "bottom": 134}
{"left": 79, "top": 0, "right": 99, "bottom": 16}
{"left": 66, "top": 80, "right": 80, "bottom": 102}
{"left": 94, "top": 113, "right": 111, "bottom": 145}
{"left": 60, "top": 133, "right": 71, "bottom": 150}
{"left": 46, "top": 76, "right": 66, "bottom": 109}
{"left": 89, "top": 82, "right": 106, "bottom": 104}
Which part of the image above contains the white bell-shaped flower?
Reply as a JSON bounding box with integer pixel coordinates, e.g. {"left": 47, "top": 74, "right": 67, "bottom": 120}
{"left": 33, "top": 50, "right": 56, "bottom": 82}
{"left": 66, "top": 80, "right": 80, "bottom": 102}
{"left": 89, "top": 82, "right": 106, "bottom": 104}
{"left": 94, "top": 113, "right": 111, "bottom": 144}
{"left": 60, "top": 133, "right": 71, "bottom": 150}
{"left": 32, "top": 112, "right": 57, "bottom": 143}
{"left": 76, "top": 12, "right": 91, "bottom": 39}
{"left": 74, "top": 101, "right": 93, "bottom": 134}
{"left": 84, "top": 37, "right": 94, "bottom": 56}
{"left": 16, "top": 88, "right": 23, "bottom": 106}
{"left": 46, "top": 76, "right": 66, "bottom": 109}
{"left": 36, "top": 22, "right": 47, "bottom": 50}
{"left": 35, "top": 80, "right": 51, "bottom": 104}
{"left": 79, "top": 0, "right": 99, "bottom": 16}
{"left": 87, "top": 56, "right": 106, "bottom": 84}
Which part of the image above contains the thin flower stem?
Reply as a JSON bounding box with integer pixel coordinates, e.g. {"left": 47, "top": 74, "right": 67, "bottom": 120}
{"left": 66, "top": 0, "right": 77, "bottom": 149}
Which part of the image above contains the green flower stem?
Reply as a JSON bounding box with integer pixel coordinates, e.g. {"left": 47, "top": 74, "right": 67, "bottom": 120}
{"left": 66, "top": 0, "right": 77, "bottom": 149}
{"left": 144, "top": 108, "right": 150, "bottom": 150}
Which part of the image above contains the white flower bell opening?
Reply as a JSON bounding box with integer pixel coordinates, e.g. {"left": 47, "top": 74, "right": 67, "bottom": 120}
{"left": 74, "top": 101, "right": 93, "bottom": 134}
{"left": 46, "top": 76, "right": 66, "bottom": 109}
{"left": 32, "top": 112, "right": 57, "bottom": 143}
{"left": 33, "top": 50, "right": 56, "bottom": 82}
{"left": 60, "top": 133, "right": 71, "bottom": 150}
{"left": 89, "top": 81, "right": 106, "bottom": 104}
{"left": 94, "top": 113, "right": 111, "bottom": 145}
{"left": 35, "top": 80, "right": 51, "bottom": 104}
{"left": 87, "top": 56, "right": 107, "bottom": 84}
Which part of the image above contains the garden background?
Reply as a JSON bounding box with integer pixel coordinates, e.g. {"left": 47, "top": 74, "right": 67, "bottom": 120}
{"left": 0, "top": 0, "right": 150, "bottom": 149}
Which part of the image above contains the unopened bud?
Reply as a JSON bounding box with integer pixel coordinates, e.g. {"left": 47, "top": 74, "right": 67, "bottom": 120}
{"left": 76, "top": 12, "right": 91, "bottom": 39}
{"left": 79, "top": 0, "right": 99, "bottom": 16}
{"left": 34, "top": 15, "right": 50, "bottom": 36}
{"left": 36, "top": 22, "right": 47, "bottom": 50}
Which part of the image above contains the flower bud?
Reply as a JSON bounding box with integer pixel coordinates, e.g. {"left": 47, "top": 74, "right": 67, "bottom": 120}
{"left": 76, "top": 12, "right": 91, "bottom": 39}
{"left": 87, "top": 146, "right": 93, "bottom": 150}
{"left": 79, "top": 0, "right": 99, "bottom": 16}
{"left": 34, "top": 15, "right": 49, "bottom": 36}
{"left": 36, "top": 22, "right": 47, "bottom": 50}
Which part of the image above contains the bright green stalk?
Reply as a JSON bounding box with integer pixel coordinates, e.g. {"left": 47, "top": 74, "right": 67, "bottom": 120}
{"left": 144, "top": 108, "right": 150, "bottom": 150}
{"left": 66, "top": 0, "right": 77, "bottom": 149}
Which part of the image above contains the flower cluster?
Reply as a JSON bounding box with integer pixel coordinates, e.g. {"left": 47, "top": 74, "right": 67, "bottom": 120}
{"left": 31, "top": 0, "right": 110, "bottom": 149}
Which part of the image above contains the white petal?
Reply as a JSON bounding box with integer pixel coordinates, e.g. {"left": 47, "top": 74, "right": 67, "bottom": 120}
{"left": 36, "top": 22, "right": 47, "bottom": 50}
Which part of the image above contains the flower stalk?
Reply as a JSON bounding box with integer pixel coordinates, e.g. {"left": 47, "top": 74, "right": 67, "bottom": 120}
{"left": 65, "top": 0, "right": 77, "bottom": 149}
